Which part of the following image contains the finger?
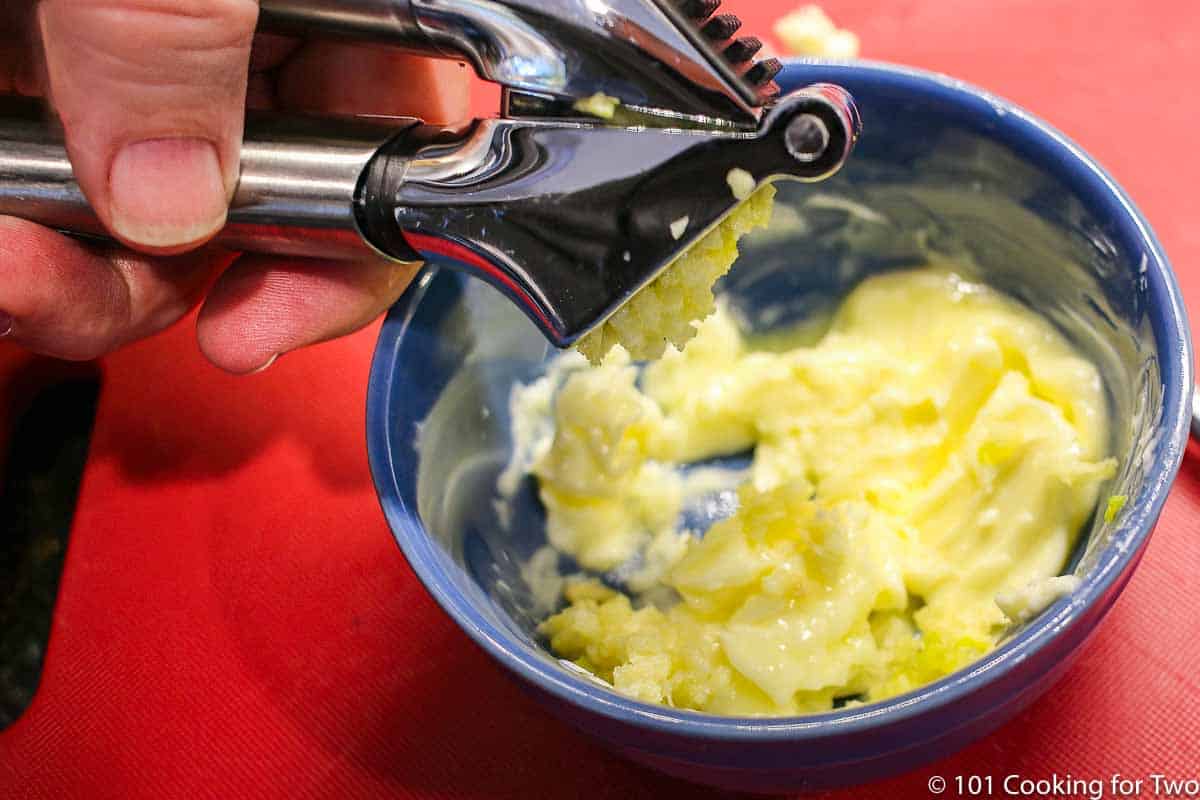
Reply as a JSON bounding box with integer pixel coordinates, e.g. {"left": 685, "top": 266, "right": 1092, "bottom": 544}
{"left": 275, "top": 45, "right": 472, "bottom": 124}
{"left": 196, "top": 256, "right": 420, "bottom": 374}
{"left": 0, "top": 217, "right": 227, "bottom": 360}
{"left": 37, "top": 0, "right": 258, "bottom": 253}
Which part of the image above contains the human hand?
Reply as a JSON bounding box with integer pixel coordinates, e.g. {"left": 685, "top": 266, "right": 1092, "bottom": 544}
{"left": 0, "top": 1, "right": 471, "bottom": 372}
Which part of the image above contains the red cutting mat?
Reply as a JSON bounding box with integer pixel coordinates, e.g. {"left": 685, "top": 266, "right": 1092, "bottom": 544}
{"left": 3, "top": 2, "right": 1199, "bottom": 797}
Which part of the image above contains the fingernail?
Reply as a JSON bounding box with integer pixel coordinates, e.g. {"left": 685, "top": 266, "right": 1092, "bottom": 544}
{"left": 0, "top": 311, "right": 12, "bottom": 337}
{"left": 247, "top": 353, "right": 279, "bottom": 375}
{"left": 109, "top": 138, "right": 228, "bottom": 249}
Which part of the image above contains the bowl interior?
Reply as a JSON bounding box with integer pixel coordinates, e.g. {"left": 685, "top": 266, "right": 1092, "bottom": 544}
{"left": 369, "top": 63, "right": 1190, "bottom": 724}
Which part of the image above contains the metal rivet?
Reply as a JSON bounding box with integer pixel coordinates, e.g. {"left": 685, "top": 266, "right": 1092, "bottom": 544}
{"left": 785, "top": 114, "right": 830, "bottom": 163}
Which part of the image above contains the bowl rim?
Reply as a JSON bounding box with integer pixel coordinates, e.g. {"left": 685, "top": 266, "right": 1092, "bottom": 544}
{"left": 366, "top": 59, "right": 1195, "bottom": 740}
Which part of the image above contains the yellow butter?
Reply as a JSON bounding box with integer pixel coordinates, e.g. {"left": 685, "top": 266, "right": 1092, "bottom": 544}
{"left": 528, "top": 268, "right": 1116, "bottom": 715}
{"left": 774, "top": 5, "right": 861, "bottom": 58}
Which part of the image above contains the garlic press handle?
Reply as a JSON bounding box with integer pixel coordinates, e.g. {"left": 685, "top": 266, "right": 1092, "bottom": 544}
{"left": 257, "top": 0, "right": 761, "bottom": 126}
{"left": 0, "top": 97, "right": 419, "bottom": 262}
{"left": 257, "top": 0, "right": 430, "bottom": 48}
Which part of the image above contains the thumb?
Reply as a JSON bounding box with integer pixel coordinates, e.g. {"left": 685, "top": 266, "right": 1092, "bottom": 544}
{"left": 38, "top": 0, "right": 258, "bottom": 254}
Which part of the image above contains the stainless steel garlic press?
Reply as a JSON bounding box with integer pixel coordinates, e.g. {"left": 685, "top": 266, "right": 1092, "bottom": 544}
{"left": 0, "top": 0, "right": 861, "bottom": 346}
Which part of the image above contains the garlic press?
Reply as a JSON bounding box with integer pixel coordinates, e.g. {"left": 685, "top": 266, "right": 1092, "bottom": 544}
{"left": 0, "top": 0, "right": 861, "bottom": 346}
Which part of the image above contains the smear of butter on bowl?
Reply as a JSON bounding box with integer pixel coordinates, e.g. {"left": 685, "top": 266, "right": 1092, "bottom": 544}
{"left": 1104, "top": 494, "right": 1127, "bottom": 523}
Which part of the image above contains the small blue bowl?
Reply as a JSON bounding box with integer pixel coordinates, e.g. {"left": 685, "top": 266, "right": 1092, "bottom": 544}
{"left": 366, "top": 62, "right": 1193, "bottom": 792}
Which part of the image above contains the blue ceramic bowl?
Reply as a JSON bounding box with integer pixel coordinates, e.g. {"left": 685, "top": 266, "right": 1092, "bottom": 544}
{"left": 366, "top": 62, "right": 1193, "bottom": 792}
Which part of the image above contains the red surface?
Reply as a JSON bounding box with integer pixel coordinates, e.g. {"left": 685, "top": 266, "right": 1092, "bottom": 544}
{"left": 3, "top": 2, "right": 1200, "bottom": 797}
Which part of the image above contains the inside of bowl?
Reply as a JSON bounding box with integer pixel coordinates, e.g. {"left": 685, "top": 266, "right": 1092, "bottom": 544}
{"left": 386, "top": 68, "right": 1168, "bottom": 691}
